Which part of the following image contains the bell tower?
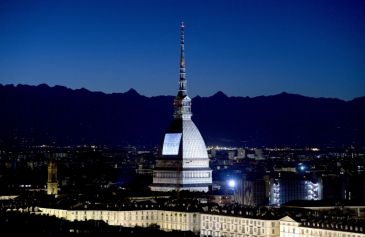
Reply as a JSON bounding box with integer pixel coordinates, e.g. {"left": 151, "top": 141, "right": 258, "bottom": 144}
{"left": 47, "top": 160, "right": 58, "bottom": 196}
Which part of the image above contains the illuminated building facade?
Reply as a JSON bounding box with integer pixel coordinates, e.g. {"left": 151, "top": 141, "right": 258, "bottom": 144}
{"left": 38, "top": 207, "right": 365, "bottom": 237}
{"left": 150, "top": 22, "right": 212, "bottom": 192}
{"left": 39, "top": 207, "right": 201, "bottom": 234}
{"left": 200, "top": 213, "right": 280, "bottom": 237}
{"left": 269, "top": 175, "right": 323, "bottom": 206}
{"left": 47, "top": 160, "right": 58, "bottom": 196}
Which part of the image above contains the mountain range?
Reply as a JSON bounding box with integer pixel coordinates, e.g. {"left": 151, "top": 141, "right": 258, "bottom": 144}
{"left": 0, "top": 84, "right": 364, "bottom": 148}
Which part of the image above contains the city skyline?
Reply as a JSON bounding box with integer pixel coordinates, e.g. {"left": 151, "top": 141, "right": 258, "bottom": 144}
{"left": 0, "top": 0, "right": 365, "bottom": 100}
{"left": 0, "top": 1, "right": 364, "bottom": 235}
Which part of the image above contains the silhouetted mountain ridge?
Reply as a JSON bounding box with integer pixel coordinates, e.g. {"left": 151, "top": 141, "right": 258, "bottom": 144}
{"left": 0, "top": 84, "right": 364, "bottom": 147}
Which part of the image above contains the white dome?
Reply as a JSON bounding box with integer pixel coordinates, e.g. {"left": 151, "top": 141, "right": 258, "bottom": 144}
{"left": 161, "top": 119, "right": 208, "bottom": 159}
{"left": 181, "top": 120, "right": 209, "bottom": 159}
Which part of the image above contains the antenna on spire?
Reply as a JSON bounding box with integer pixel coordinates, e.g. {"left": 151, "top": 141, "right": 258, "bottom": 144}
{"left": 180, "top": 21, "right": 185, "bottom": 70}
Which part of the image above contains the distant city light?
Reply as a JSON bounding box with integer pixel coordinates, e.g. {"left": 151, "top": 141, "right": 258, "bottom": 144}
{"left": 298, "top": 163, "right": 306, "bottom": 171}
{"left": 228, "top": 179, "right": 236, "bottom": 188}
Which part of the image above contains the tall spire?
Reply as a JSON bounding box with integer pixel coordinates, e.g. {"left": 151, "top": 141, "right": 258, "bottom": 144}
{"left": 179, "top": 21, "right": 187, "bottom": 96}
{"left": 174, "top": 21, "right": 192, "bottom": 120}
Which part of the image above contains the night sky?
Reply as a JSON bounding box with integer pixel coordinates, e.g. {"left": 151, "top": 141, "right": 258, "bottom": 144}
{"left": 0, "top": 0, "right": 364, "bottom": 100}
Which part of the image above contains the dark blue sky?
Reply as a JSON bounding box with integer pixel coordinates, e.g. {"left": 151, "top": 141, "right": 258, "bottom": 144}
{"left": 0, "top": 0, "right": 364, "bottom": 100}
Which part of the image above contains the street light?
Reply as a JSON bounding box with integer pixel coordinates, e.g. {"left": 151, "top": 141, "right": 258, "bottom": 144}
{"left": 228, "top": 179, "right": 236, "bottom": 188}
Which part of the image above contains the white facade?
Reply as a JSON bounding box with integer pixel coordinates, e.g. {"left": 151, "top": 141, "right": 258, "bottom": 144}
{"left": 200, "top": 213, "right": 279, "bottom": 237}
{"left": 280, "top": 216, "right": 365, "bottom": 237}
{"left": 39, "top": 208, "right": 200, "bottom": 234}
{"left": 36, "top": 208, "right": 365, "bottom": 237}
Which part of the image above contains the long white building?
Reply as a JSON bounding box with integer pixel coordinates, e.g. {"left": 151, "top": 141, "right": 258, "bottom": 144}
{"left": 37, "top": 206, "right": 365, "bottom": 237}
{"left": 39, "top": 207, "right": 200, "bottom": 233}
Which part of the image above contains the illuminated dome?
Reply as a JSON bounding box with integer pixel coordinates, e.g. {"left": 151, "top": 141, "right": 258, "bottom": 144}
{"left": 150, "top": 22, "right": 212, "bottom": 192}
{"left": 162, "top": 119, "right": 209, "bottom": 160}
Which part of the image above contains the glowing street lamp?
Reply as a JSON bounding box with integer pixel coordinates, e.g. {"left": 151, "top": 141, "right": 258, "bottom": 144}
{"left": 228, "top": 179, "right": 236, "bottom": 188}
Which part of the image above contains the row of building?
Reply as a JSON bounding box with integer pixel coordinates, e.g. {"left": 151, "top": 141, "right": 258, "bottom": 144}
{"left": 36, "top": 205, "right": 365, "bottom": 237}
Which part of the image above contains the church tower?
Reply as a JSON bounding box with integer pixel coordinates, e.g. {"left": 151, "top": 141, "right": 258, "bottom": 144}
{"left": 47, "top": 160, "right": 58, "bottom": 196}
{"left": 151, "top": 22, "right": 212, "bottom": 192}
